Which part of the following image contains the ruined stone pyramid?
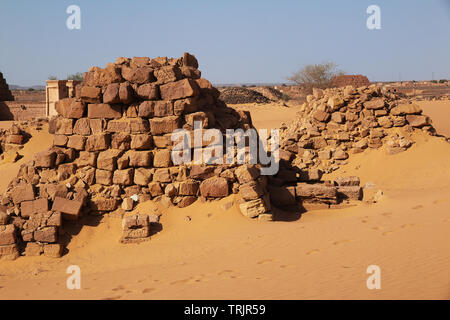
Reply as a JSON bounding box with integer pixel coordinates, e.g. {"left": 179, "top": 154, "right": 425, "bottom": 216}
{"left": 0, "top": 72, "right": 14, "bottom": 101}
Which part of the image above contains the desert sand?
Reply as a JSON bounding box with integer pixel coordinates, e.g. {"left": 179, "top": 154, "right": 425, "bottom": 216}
{"left": 0, "top": 100, "right": 449, "bottom": 300}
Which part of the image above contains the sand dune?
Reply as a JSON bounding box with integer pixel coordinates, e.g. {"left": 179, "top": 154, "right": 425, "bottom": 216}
{"left": 0, "top": 101, "right": 449, "bottom": 300}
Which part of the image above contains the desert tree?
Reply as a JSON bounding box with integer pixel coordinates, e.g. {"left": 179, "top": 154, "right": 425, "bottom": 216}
{"left": 66, "top": 72, "right": 84, "bottom": 81}
{"left": 287, "top": 62, "right": 344, "bottom": 91}
{"left": 48, "top": 75, "right": 57, "bottom": 80}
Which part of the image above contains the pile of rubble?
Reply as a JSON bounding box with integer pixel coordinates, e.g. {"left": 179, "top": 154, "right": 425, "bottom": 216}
{"left": 279, "top": 85, "right": 436, "bottom": 175}
{"left": 0, "top": 53, "right": 362, "bottom": 260}
{"left": 0, "top": 124, "right": 28, "bottom": 162}
{"left": 218, "top": 87, "right": 270, "bottom": 104}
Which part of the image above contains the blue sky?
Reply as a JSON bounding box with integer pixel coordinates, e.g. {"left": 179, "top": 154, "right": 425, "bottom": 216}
{"left": 1, "top": 0, "right": 449, "bottom": 86}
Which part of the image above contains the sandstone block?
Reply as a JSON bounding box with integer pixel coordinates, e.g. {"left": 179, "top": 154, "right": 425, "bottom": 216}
{"left": 153, "top": 149, "right": 172, "bottom": 167}
{"left": 87, "top": 104, "right": 122, "bottom": 119}
{"left": 160, "top": 79, "right": 200, "bottom": 100}
{"left": 96, "top": 169, "right": 113, "bottom": 187}
{"left": 239, "top": 198, "right": 268, "bottom": 218}
{"left": 391, "top": 103, "right": 422, "bottom": 116}
{"left": 85, "top": 134, "right": 110, "bottom": 151}
{"left": 178, "top": 179, "right": 199, "bottom": 196}
{"left": 134, "top": 168, "right": 153, "bottom": 186}
{"left": 0, "top": 224, "right": 16, "bottom": 246}
{"left": 200, "top": 177, "right": 229, "bottom": 198}
{"left": 80, "top": 86, "right": 102, "bottom": 103}
{"left": 34, "top": 226, "right": 57, "bottom": 243}
{"left": 67, "top": 135, "right": 86, "bottom": 151}
{"left": 128, "top": 151, "right": 152, "bottom": 167}
{"left": 136, "top": 83, "right": 159, "bottom": 100}
{"left": 97, "top": 149, "right": 122, "bottom": 171}
{"left": 150, "top": 116, "right": 181, "bottom": 135}
{"left": 131, "top": 134, "right": 153, "bottom": 150}
{"left": 113, "top": 169, "right": 134, "bottom": 186}
{"left": 152, "top": 168, "right": 170, "bottom": 183}
{"left": 11, "top": 184, "right": 35, "bottom": 204}
{"left": 20, "top": 198, "right": 49, "bottom": 218}
{"left": 52, "top": 197, "right": 83, "bottom": 220}
{"left": 103, "top": 83, "right": 120, "bottom": 104}
{"left": 56, "top": 98, "right": 86, "bottom": 118}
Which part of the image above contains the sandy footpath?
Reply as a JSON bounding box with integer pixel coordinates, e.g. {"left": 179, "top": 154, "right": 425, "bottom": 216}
{"left": 0, "top": 101, "right": 449, "bottom": 300}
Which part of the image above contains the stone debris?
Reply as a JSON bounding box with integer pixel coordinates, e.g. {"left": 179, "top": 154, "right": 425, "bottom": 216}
{"left": 0, "top": 53, "right": 369, "bottom": 259}
{"left": 279, "top": 85, "right": 436, "bottom": 174}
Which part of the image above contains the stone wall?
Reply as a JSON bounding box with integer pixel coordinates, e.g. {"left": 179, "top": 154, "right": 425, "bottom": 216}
{"left": 331, "top": 75, "right": 370, "bottom": 88}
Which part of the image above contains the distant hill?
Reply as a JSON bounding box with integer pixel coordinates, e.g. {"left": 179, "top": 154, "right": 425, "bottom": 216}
{"left": 10, "top": 84, "right": 45, "bottom": 90}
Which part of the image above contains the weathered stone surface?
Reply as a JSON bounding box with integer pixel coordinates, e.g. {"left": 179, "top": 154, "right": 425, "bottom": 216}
{"left": 200, "top": 177, "right": 229, "bottom": 198}
{"left": 34, "top": 226, "right": 57, "bottom": 243}
{"left": 136, "top": 83, "right": 159, "bottom": 100}
{"left": 364, "top": 98, "right": 385, "bottom": 110}
{"left": 239, "top": 182, "right": 264, "bottom": 201}
{"left": 335, "top": 176, "right": 360, "bottom": 186}
{"left": 119, "top": 82, "right": 134, "bottom": 104}
{"left": 182, "top": 52, "right": 199, "bottom": 69}
{"left": 91, "top": 197, "right": 119, "bottom": 211}
{"left": 25, "top": 242, "right": 43, "bottom": 256}
{"left": 149, "top": 116, "right": 181, "bottom": 135}
{"left": 52, "top": 197, "right": 83, "bottom": 220}
{"left": 76, "top": 151, "right": 97, "bottom": 167}
{"left": 391, "top": 103, "right": 422, "bottom": 116}
{"left": 295, "top": 183, "right": 338, "bottom": 203}
{"left": 234, "top": 165, "right": 260, "bottom": 184}
{"left": 43, "top": 243, "right": 63, "bottom": 258}
{"left": 97, "top": 149, "right": 122, "bottom": 171}
{"left": 406, "top": 115, "right": 430, "bottom": 127}
{"left": 107, "top": 120, "right": 131, "bottom": 133}
{"left": 178, "top": 179, "right": 199, "bottom": 196}
{"left": 67, "top": 135, "right": 86, "bottom": 151}
{"left": 85, "top": 134, "right": 110, "bottom": 151}
{"left": 73, "top": 118, "right": 91, "bottom": 135}
{"left": 35, "top": 150, "right": 57, "bottom": 168}
{"left": 239, "top": 198, "right": 268, "bottom": 218}
{"left": 80, "top": 86, "right": 102, "bottom": 103}
{"left": 134, "top": 168, "right": 153, "bottom": 185}
{"left": 103, "top": 83, "right": 120, "bottom": 104}
{"left": 153, "top": 149, "right": 172, "bottom": 167}
{"left": 111, "top": 133, "right": 131, "bottom": 150}
{"left": 128, "top": 151, "right": 152, "bottom": 167}
{"left": 11, "top": 184, "right": 35, "bottom": 204}
{"left": 154, "top": 66, "right": 182, "bottom": 84}
{"left": 95, "top": 169, "right": 113, "bottom": 185}
{"left": 121, "top": 66, "right": 154, "bottom": 84}
{"left": 160, "top": 79, "right": 200, "bottom": 100}
{"left": 0, "top": 244, "right": 19, "bottom": 260}
{"left": 87, "top": 104, "right": 122, "bottom": 119}
{"left": 153, "top": 168, "right": 171, "bottom": 183}
{"left": 131, "top": 134, "right": 153, "bottom": 150}
{"left": 130, "top": 118, "right": 150, "bottom": 133}
{"left": 20, "top": 198, "right": 48, "bottom": 218}
{"left": 0, "top": 224, "right": 16, "bottom": 246}
{"left": 56, "top": 98, "right": 86, "bottom": 118}
{"left": 113, "top": 168, "right": 134, "bottom": 186}
{"left": 337, "top": 186, "right": 362, "bottom": 200}
{"left": 313, "top": 110, "right": 330, "bottom": 122}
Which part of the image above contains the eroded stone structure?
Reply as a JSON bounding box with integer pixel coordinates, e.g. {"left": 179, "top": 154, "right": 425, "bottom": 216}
{"left": 0, "top": 53, "right": 361, "bottom": 259}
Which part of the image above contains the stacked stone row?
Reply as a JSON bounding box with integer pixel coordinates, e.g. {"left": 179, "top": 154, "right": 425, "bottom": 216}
{"left": 0, "top": 53, "right": 274, "bottom": 257}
